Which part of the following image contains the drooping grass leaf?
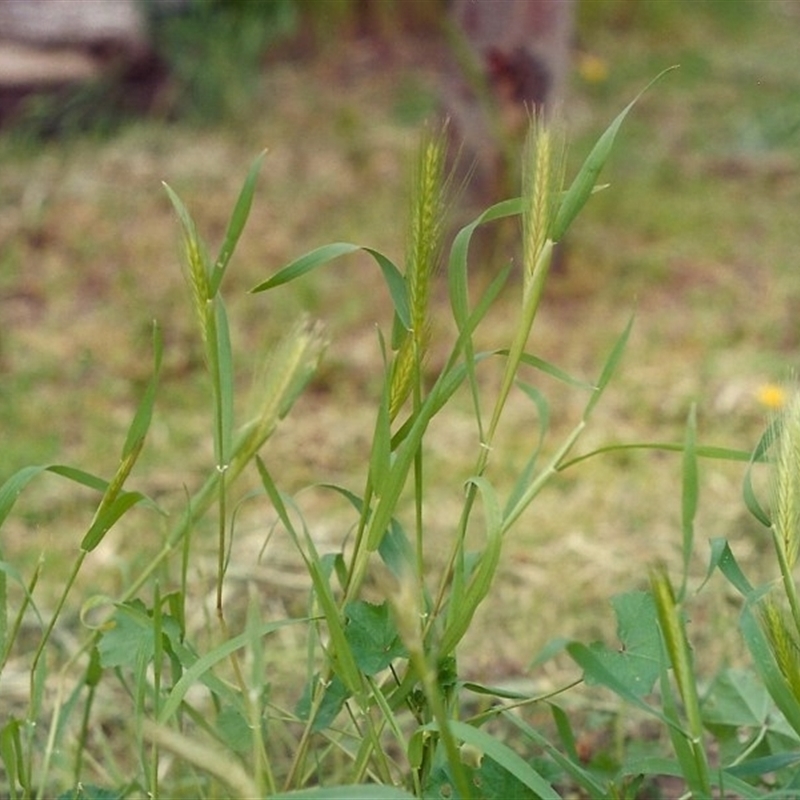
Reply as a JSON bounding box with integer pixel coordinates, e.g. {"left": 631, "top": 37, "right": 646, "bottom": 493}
{"left": 743, "top": 417, "right": 779, "bottom": 528}
{"left": 708, "top": 537, "right": 754, "bottom": 597}
{"left": 251, "top": 244, "right": 410, "bottom": 331}
{"left": 444, "top": 720, "right": 561, "bottom": 800}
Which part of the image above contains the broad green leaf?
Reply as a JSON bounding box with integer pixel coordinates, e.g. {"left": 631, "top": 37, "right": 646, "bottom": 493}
{"left": 585, "top": 591, "right": 661, "bottom": 697}
{"left": 295, "top": 674, "right": 350, "bottom": 733}
{"left": 97, "top": 599, "right": 181, "bottom": 669}
{"left": 209, "top": 150, "right": 266, "bottom": 296}
{"left": 216, "top": 704, "right": 252, "bottom": 755}
{"left": 344, "top": 600, "right": 407, "bottom": 675}
{"left": 552, "top": 66, "right": 677, "bottom": 241}
{"left": 476, "top": 755, "right": 539, "bottom": 799}
{"left": 702, "top": 668, "right": 771, "bottom": 729}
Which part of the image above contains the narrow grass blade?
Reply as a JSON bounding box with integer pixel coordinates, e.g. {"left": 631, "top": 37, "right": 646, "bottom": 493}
{"left": 444, "top": 720, "right": 561, "bottom": 800}
{"left": 743, "top": 417, "right": 779, "bottom": 528}
{"left": 560, "top": 442, "right": 755, "bottom": 472}
{"left": 584, "top": 314, "right": 633, "bottom": 419}
{"left": 209, "top": 150, "right": 266, "bottom": 296}
{"left": 552, "top": 66, "right": 678, "bottom": 241}
{"left": 208, "top": 297, "right": 235, "bottom": 465}
{"left": 122, "top": 322, "right": 162, "bottom": 460}
{"left": 440, "top": 476, "right": 502, "bottom": 657}
{"left": 505, "top": 381, "right": 549, "bottom": 515}
{"left": 158, "top": 617, "right": 307, "bottom": 724}
{"left": 512, "top": 351, "right": 594, "bottom": 390}
{"left": 679, "top": 405, "right": 699, "bottom": 599}
{"left": 501, "top": 708, "right": 608, "bottom": 798}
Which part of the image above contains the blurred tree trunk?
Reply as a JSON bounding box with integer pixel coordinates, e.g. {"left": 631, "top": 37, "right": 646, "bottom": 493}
{"left": 445, "top": 0, "right": 576, "bottom": 202}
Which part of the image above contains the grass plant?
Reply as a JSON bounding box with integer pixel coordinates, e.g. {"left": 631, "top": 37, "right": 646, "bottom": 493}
{"left": 2, "top": 51, "right": 800, "bottom": 798}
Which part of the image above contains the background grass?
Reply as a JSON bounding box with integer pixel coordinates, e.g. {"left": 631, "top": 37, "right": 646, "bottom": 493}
{"left": 1, "top": 0, "right": 799, "bottom": 717}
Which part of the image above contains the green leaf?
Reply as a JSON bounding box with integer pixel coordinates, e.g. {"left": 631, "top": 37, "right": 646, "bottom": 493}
{"left": 251, "top": 244, "right": 410, "bottom": 331}
{"left": 740, "top": 600, "right": 800, "bottom": 738}
{"left": 216, "top": 704, "right": 252, "bottom": 755}
{"left": 121, "top": 321, "right": 162, "bottom": 460}
{"left": 584, "top": 314, "right": 633, "bottom": 419}
{"left": 295, "top": 673, "right": 350, "bottom": 733}
{"left": 552, "top": 66, "right": 677, "bottom": 241}
{"left": 56, "top": 786, "right": 122, "bottom": 800}
{"left": 439, "top": 476, "right": 503, "bottom": 657}
{"left": 158, "top": 615, "right": 307, "bottom": 724}
{"left": 209, "top": 150, "right": 265, "bottom": 296}
{"left": 743, "top": 418, "right": 778, "bottom": 528}
{"left": 476, "top": 755, "right": 539, "bottom": 799}
{"left": 97, "top": 599, "right": 182, "bottom": 669}
{"left": 679, "top": 404, "right": 698, "bottom": 599}
{"left": 80, "top": 490, "right": 150, "bottom": 553}
{"left": 344, "top": 600, "right": 408, "bottom": 675}
{"left": 209, "top": 297, "right": 234, "bottom": 465}
{"left": 584, "top": 591, "right": 661, "bottom": 697}
{"left": 708, "top": 537, "right": 754, "bottom": 597}
{"left": 445, "top": 720, "right": 560, "bottom": 800}
{"left": 702, "top": 668, "right": 771, "bottom": 729}
{"left": 268, "top": 786, "right": 416, "bottom": 800}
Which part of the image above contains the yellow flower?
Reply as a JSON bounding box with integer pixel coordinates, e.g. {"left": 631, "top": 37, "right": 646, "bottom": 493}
{"left": 757, "top": 383, "right": 787, "bottom": 410}
{"left": 578, "top": 52, "right": 609, "bottom": 85}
